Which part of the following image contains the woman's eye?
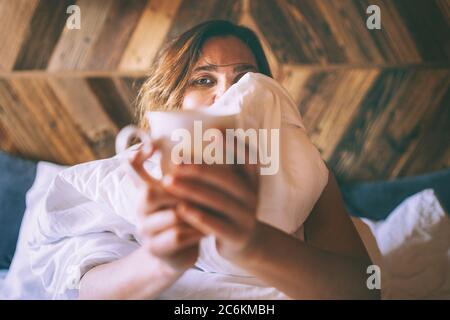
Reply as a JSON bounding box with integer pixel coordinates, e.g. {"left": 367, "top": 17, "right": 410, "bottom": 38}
{"left": 193, "top": 77, "right": 214, "bottom": 86}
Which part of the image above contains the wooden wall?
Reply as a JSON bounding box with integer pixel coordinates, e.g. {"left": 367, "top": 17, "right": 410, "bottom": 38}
{"left": 0, "top": 0, "right": 449, "bottom": 183}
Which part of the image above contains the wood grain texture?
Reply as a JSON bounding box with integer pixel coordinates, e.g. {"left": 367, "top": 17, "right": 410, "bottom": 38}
{"left": 0, "top": 77, "right": 96, "bottom": 163}
{"left": 393, "top": 0, "right": 450, "bottom": 62}
{"left": 80, "top": 0, "right": 148, "bottom": 70}
{"left": 47, "top": 0, "right": 115, "bottom": 71}
{"left": 328, "top": 69, "right": 450, "bottom": 182}
{"left": 13, "top": 0, "right": 74, "bottom": 70}
{"left": 0, "top": 120, "right": 18, "bottom": 154}
{"left": 86, "top": 77, "right": 133, "bottom": 128}
{"left": 0, "top": 0, "right": 39, "bottom": 71}
{"left": 118, "top": 0, "right": 182, "bottom": 71}
{"left": 281, "top": 67, "right": 381, "bottom": 159}
{"left": 250, "top": 0, "right": 447, "bottom": 65}
{"left": 0, "top": 0, "right": 447, "bottom": 72}
{"left": 48, "top": 77, "right": 119, "bottom": 159}
{"left": 164, "top": 0, "right": 243, "bottom": 42}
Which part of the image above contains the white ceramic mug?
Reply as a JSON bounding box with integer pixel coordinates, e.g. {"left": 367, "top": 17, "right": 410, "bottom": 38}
{"left": 115, "top": 110, "right": 236, "bottom": 175}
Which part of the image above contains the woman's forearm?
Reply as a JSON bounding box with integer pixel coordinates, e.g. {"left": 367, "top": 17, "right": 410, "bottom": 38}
{"left": 232, "top": 222, "right": 380, "bottom": 300}
{"left": 78, "top": 247, "right": 181, "bottom": 299}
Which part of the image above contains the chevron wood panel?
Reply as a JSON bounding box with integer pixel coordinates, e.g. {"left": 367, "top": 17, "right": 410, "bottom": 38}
{"left": 281, "top": 67, "right": 382, "bottom": 159}
{"left": 0, "top": 77, "right": 96, "bottom": 163}
{"left": 0, "top": 0, "right": 448, "bottom": 72}
{"left": 250, "top": 0, "right": 450, "bottom": 64}
{"left": 318, "top": 68, "right": 450, "bottom": 182}
{"left": 0, "top": 0, "right": 449, "bottom": 183}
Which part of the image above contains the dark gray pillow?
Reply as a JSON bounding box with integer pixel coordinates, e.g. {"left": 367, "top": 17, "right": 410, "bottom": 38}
{"left": 341, "top": 168, "right": 450, "bottom": 221}
{"left": 0, "top": 151, "right": 37, "bottom": 269}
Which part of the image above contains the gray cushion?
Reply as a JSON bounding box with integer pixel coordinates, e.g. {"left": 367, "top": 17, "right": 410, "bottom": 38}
{"left": 341, "top": 169, "right": 450, "bottom": 221}
{"left": 0, "top": 151, "right": 36, "bottom": 269}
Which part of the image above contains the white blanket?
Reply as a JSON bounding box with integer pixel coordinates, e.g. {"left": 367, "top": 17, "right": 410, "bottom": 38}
{"left": 359, "top": 189, "right": 450, "bottom": 299}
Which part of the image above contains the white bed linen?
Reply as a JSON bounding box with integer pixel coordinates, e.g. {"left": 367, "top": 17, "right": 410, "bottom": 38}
{"left": 361, "top": 189, "right": 450, "bottom": 299}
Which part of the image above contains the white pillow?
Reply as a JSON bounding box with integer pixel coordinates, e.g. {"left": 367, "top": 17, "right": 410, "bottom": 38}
{"left": 356, "top": 189, "right": 450, "bottom": 299}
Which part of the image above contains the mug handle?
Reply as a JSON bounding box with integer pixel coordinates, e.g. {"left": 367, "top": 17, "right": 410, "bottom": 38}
{"left": 115, "top": 125, "right": 153, "bottom": 154}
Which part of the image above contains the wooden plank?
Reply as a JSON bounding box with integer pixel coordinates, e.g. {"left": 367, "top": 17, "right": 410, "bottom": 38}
{"left": 47, "top": 0, "right": 115, "bottom": 70}
{"left": 118, "top": 0, "right": 182, "bottom": 71}
{"left": 356, "top": 0, "right": 422, "bottom": 63}
{"left": 0, "top": 79, "right": 56, "bottom": 159}
{"left": 47, "top": 77, "right": 119, "bottom": 159}
{"left": 0, "top": 0, "right": 39, "bottom": 71}
{"left": 249, "top": 0, "right": 308, "bottom": 64}
{"left": 165, "top": 0, "right": 242, "bottom": 41}
{"left": 0, "top": 78, "right": 95, "bottom": 164}
{"left": 393, "top": 0, "right": 450, "bottom": 62}
{"left": 85, "top": 77, "right": 133, "bottom": 129}
{"left": 239, "top": 0, "right": 282, "bottom": 79}
{"left": 250, "top": 0, "right": 440, "bottom": 64}
{"left": 0, "top": 120, "right": 19, "bottom": 154}
{"left": 328, "top": 69, "right": 450, "bottom": 182}
{"left": 13, "top": 0, "right": 73, "bottom": 70}
{"left": 278, "top": 66, "right": 314, "bottom": 99}
{"left": 80, "top": 0, "right": 147, "bottom": 70}
{"left": 437, "top": 0, "right": 450, "bottom": 22}
{"left": 390, "top": 74, "right": 450, "bottom": 177}
{"left": 282, "top": 66, "right": 380, "bottom": 159}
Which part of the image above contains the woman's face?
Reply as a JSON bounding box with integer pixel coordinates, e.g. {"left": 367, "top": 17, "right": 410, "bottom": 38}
{"left": 182, "top": 36, "right": 258, "bottom": 110}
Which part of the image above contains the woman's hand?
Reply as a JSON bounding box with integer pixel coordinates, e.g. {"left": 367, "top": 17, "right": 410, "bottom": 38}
{"left": 162, "top": 159, "right": 259, "bottom": 262}
{"left": 129, "top": 144, "right": 204, "bottom": 274}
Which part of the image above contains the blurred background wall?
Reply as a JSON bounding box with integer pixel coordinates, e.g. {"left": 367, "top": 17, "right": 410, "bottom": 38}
{"left": 0, "top": 0, "right": 448, "bottom": 183}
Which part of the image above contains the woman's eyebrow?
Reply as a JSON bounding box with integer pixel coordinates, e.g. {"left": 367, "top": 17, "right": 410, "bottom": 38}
{"left": 192, "top": 63, "right": 257, "bottom": 73}
{"left": 193, "top": 65, "right": 217, "bottom": 73}
{"left": 233, "top": 64, "right": 257, "bottom": 72}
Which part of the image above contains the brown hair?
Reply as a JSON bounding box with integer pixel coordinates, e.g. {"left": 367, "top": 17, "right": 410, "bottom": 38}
{"left": 135, "top": 20, "right": 272, "bottom": 128}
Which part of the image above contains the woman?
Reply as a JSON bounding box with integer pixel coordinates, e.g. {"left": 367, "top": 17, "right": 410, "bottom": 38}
{"left": 36, "top": 20, "right": 378, "bottom": 299}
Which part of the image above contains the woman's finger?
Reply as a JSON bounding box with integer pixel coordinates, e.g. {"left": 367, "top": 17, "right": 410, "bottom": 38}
{"left": 136, "top": 185, "right": 179, "bottom": 217}
{"left": 163, "top": 176, "right": 255, "bottom": 227}
{"left": 128, "top": 141, "right": 160, "bottom": 186}
{"left": 138, "top": 209, "right": 180, "bottom": 236}
{"left": 171, "top": 163, "right": 257, "bottom": 206}
{"left": 177, "top": 202, "right": 244, "bottom": 243}
{"left": 144, "top": 224, "right": 204, "bottom": 257}
{"left": 138, "top": 208, "right": 204, "bottom": 237}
